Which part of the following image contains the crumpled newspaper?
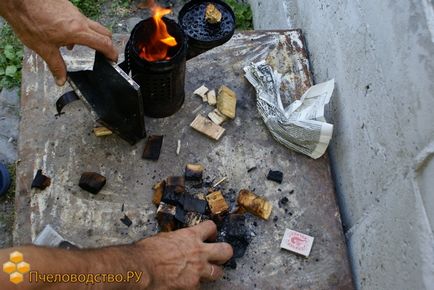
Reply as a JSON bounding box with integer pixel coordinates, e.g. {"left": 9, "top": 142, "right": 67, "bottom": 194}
{"left": 244, "top": 61, "right": 334, "bottom": 159}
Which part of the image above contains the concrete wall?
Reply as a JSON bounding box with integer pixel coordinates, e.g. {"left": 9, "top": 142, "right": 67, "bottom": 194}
{"left": 248, "top": 0, "right": 434, "bottom": 289}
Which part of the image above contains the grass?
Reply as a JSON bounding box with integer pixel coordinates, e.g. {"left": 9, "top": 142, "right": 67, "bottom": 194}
{"left": 70, "top": 0, "right": 103, "bottom": 19}
{"left": 0, "top": 24, "right": 23, "bottom": 90}
{"left": 225, "top": 0, "right": 253, "bottom": 30}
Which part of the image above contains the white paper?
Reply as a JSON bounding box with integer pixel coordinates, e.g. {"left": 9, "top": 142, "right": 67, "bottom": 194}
{"left": 244, "top": 61, "right": 335, "bottom": 159}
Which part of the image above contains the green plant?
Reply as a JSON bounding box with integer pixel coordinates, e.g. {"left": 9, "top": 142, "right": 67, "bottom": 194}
{"left": 70, "top": 0, "right": 103, "bottom": 19}
{"left": 225, "top": 0, "right": 253, "bottom": 30}
{"left": 0, "top": 24, "right": 23, "bottom": 90}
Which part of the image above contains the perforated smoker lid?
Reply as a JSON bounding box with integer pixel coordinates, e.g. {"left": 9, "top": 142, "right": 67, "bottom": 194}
{"left": 67, "top": 52, "right": 146, "bottom": 144}
{"left": 179, "top": 0, "right": 235, "bottom": 44}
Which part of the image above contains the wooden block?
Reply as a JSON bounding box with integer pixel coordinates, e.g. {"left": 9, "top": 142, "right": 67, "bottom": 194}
{"left": 193, "top": 85, "right": 209, "bottom": 102}
{"left": 93, "top": 127, "right": 113, "bottom": 137}
{"left": 156, "top": 202, "right": 177, "bottom": 232}
{"left": 207, "top": 90, "right": 217, "bottom": 106}
{"left": 190, "top": 114, "right": 225, "bottom": 141}
{"left": 217, "top": 85, "right": 237, "bottom": 119}
{"left": 152, "top": 180, "right": 166, "bottom": 206}
{"left": 185, "top": 164, "right": 204, "bottom": 181}
{"left": 237, "top": 189, "right": 272, "bottom": 220}
{"left": 206, "top": 191, "right": 229, "bottom": 215}
{"left": 205, "top": 3, "right": 222, "bottom": 24}
{"left": 142, "top": 135, "right": 163, "bottom": 161}
{"left": 208, "top": 109, "right": 227, "bottom": 125}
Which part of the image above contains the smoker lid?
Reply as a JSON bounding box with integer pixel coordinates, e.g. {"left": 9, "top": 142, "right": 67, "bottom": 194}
{"left": 58, "top": 52, "right": 146, "bottom": 145}
{"left": 179, "top": 0, "right": 235, "bottom": 44}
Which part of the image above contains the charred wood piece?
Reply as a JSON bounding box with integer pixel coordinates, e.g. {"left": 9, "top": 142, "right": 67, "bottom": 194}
{"left": 120, "top": 214, "right": 132, "bottom": 227}
{"left": 183, "top": 194, "right": 207, "bottom": 214}
{"left": 142, "top": 135, "right": 164, "bottom": 161}
{"left": 31, "top": 169, "right": 51, "bottom": 190}
{"left": 79, "top": 172, "right": 106, "bottom": 194}
{"left": 185, "top": 164, "right": 204, "bottom": 181}
{"left": 185, "top": 212, "right": 202, "bottom": 227}
{"left": 267, "top": 170, "right": 283, "bottom": 184}
{"left": 157, "top": 202, "right": 178, "bottom": 232}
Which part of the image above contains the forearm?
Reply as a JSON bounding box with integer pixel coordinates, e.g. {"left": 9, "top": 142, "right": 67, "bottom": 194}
{"left": 0, "top": 244, "right": 151, "bottom": 289}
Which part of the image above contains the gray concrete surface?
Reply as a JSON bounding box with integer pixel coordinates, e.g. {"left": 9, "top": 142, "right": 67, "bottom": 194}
{"left": 248, "top": 0, "right": 434, "bottom": 289}
{"left": 15, "top": 32, "right": 352, "bottom": 289}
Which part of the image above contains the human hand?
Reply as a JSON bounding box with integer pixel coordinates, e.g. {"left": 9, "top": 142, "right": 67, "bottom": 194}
{"left": 1, "top": 0, "right": 118, "bottom": 86}
{"left": 137, "top": 221, "right": 233, "bottom": 290}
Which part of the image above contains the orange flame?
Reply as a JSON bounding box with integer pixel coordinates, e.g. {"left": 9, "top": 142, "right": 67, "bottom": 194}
{"left": 139, "top": 1, "right": 177, "bottom": 62}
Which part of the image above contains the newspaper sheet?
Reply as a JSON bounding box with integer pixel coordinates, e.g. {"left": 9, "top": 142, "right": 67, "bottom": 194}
{"left": 244, "top": 61, "right": 334, "bottom": 159}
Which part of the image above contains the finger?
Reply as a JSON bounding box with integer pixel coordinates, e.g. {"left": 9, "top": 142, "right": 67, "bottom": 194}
{"left": 73, "top": 31, "right": 118, "bottom": 62}
{"left": 191, "top": 220, "right": 217, "bottom": 241}
{"left": 87, "top": 19, "right": 112, "bottom": 38}
{"left": 200, "top": 264, "right": 223, "bottom": 282}
{"left": 203, "top": 242, "right": 233, "bottom": 264}
{"left": 40, "top": 47, "right": 67, "bottom": 86}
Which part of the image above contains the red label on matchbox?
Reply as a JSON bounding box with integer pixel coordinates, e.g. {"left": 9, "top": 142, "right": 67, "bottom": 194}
{"left": 280, "top": 229, "right": 314, "bottom": 257}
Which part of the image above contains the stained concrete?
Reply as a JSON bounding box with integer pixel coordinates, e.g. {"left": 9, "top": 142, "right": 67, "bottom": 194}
{"left": 248, "top": 0, "right": 434, "bottom": 289}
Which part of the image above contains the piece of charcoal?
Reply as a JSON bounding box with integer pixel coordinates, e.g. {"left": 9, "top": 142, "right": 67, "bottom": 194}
{"left": 152, "top": 180, "right": 166, "bottom": 206}
{"left": 166, "top": 176, "right": 185, "bottom": 193}
{"left": 31, "top": 169, "right": 51, "bottom": 190}
{"left": 156, "top": 202, "right": 177, "bottom": 232}
{"left": 79, "top": 172, "right": 106, "bottom": 194}
{"left": 142, "top": 135, "right": 163, "bottom": 161}
{"left": 185, "top": 164, "right": 204, "bottom": 181}
{"left": 183, "top": 194, "right": 207, "bottom": 214}
{"left": 278, "top": 197, "right": 289, "bottom": 208}
{"left": 175, "top": 206, "right": 186, "bottom": 224}
{"left": 267, "top": 170, "right": 283, "bottom": 184}
{"left": 120, "top": 214, "right": 132, "bottom": 227}
{"left": 220, "top": 214, "right": 250, "bottom": 268}
{"left": 162, "top": 176, "right": 185, "bottom": 206}
{"left": 185, "top": 212, "right": 202, "bottom": 227}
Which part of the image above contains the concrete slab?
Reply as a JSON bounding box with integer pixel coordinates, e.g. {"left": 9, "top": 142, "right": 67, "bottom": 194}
{"left": 14, "top": 31, "right": 353, "bottom": 289}
{"left": 0, "top": 88, "right": 19, "bottom": 164}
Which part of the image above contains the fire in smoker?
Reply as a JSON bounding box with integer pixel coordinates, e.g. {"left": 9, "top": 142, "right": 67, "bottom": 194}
{"left": 139, "top": 0, "right": 178, "bottom": 62}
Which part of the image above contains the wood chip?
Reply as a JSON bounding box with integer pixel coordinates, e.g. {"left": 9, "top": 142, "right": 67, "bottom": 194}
{"left": 176, "top": 139, "right": 181, "bottom": 155}
{"left": 205, "top": 3, "right": 222, "bottom": 24}
{"left": 185, "top": 164, "right": 204, "bottom": 181}
{"left": 207, "top": 90, "right": 217, "bottom": 106}
{"left": 208, "top": 109, "right": 228, "bottom": 125}
{"left": 217, "top": 85, "right": 237, "bottom": 119}
{"left": 190, "top": 114, "right": 225, "bottom": 141}
{"left": 152, "top": 180, "right": 166, "bottom": 206}
{"left": 206, "top": 191, "right": 229, "bottom": 215}
{"left": 193, "top": 85, "right": 209, "bottom": 102}
{"left": 237, "top": 189, "right": 272, "bottom": 220}
{"left": 93, "top": 127, "right": 113, "bottom": 137}
{"left": 213, "top": 176, "right": 227, "bottom": 188}
{"left": 156, "top": 202, "right": 177, "bottom": 232}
